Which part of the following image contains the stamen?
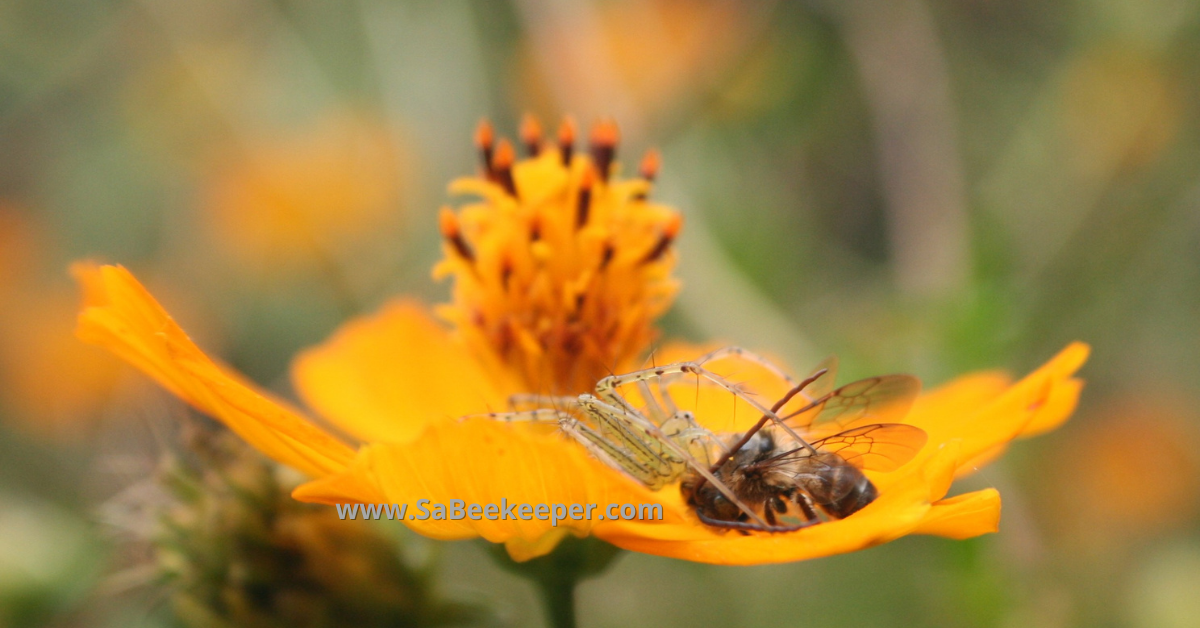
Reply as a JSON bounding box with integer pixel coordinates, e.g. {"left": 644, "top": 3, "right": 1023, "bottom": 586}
{"left": 500, "top": 256, "right": 514, "bottom": 290}
{"left": 492, "top": 139, "right": 518, "bottom": 197}
{"left": 590, "top": 119, "right": 619, "bottom": 183}
{"left": 439, "top": 207, "right": 475, "bottom": 263}
{"left": 520, "top": 113, "right": 543, "bottom": 157}
{"left": 634, "top": 148, "right": 660, "bottom": 200}
{"left": 576, "top": 166, "right": 595, "bottom": 228}
{"left": 475, "top": 119, "right": 495, "bottom": 179}
{"left": 558, "top": 117, "right": 576, "bottom": 167}
{"left": 599, "top": 242, "right": 616, "bottom": 271}
{"left": 639, "top": 214, "right": 682, "bottom": 265}
{"left": 639, "top": 148, "right": 660, "bottom": 181}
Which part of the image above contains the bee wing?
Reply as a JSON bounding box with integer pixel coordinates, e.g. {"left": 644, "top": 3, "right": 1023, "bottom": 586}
{"left": 809, "top": 423, "right": 928, "bottom": 472}
{"left": 802, "top": 355, "right": 839, "bottom": 400}
{"left": 781, "top": 374, "right": 920, "bottom": 434}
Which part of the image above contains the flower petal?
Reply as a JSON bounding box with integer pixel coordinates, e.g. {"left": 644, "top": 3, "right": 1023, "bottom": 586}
{"left": 906, "top": 343, "right": 1089, "bottom": 475}
{"left": 293, "top": 417, "right": 673, "bottom": 560}
{"left": 292, "top": 342, "right": 1086, "bottom": 565}
{"left": 911, "top": 489, "right": 1002, "bottom": 540}
{"left": 73, "top": 263, "right": 354, "bottom": 477}
{"left": 290, "top": 448, "right": 389, "bottom": 505}
{"left": 292, "top": 301, "right": 517, "bottom": 443}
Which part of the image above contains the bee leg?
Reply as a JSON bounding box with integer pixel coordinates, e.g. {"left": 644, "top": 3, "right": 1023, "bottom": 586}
{"left": 770, "top": 496, "right": 789, "bottom": 514}
{"left": 737, "top": 512, "right": 752, "bottom": 536}
{"left": 790, "top": 490, "right": 820, "bottom": 524}
{"left": 764, "top": 506, "right": 778, "bottom": 527}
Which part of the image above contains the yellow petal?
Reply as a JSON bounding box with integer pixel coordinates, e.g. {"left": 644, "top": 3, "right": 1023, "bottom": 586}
{"left": 290, "top": 448, "right": 389, "bottom": 505}
{"left": 73, "top": 263, "right": 354, "bottom": 477}
{"left": 911, "top": 489, "right": 1002, "bottom": 539}
{"left": 906, "top": 342, "right": 1089, "bottom": 475}
{"left": 289, "top": 341, "right": 1085, "bottom": 565}
{"left": 293, "top": 417, "right": 671, "bottom": 560}
{"left": 1016, "top": 373, "right": 1086, "bottom": 438}
{"left": 292, "top": 301, "right": 517, "bottom": 443}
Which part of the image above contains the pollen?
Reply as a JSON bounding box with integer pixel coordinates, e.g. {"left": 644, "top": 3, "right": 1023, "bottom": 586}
{"left": 434, "top": 116, "right": 682, "bottom": 394}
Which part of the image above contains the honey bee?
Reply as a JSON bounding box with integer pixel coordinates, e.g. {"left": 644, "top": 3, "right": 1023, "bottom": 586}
{"left": 678, "top": 369, "right": 926, "bottom": 531}
{"left": 482, "top": 347, "right": 927, "bottom": 533}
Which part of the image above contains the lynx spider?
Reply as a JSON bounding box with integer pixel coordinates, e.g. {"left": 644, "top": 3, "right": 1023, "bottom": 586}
{"left": 472, "top": 347, "right": 825, "bottom": 529}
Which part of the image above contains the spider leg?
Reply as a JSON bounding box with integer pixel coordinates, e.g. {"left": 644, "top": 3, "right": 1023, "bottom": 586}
{"left": 656, "top": 376, "right": 680, "bottom": 415}
{"left": 596, "top": 362, "right": 818, "bottom": 456}
{"left": 692, "top": 346, "right": 799, "bottom": 387}
{"left": 507, "top": 394, "right": 581, "bottom": 411}
{"left": 477, "top": 403, "right": 675, "bottom": 491}
{"left": 559, "top": 418, "right": 671, "bottom": 490}
{"left": 464, "top": 409, "right": 569, "bottom": 423}
{"left": 636, "top": 380, "right": 669, "bottom": 424}
{"left": 581, "top": 395, "right": 773, "bottom": 529}
{"left": 577, "top": 395, "right": 677, "bottom": 476}
{"left": 693, "top": 346, "right": 835, "bottom": 406}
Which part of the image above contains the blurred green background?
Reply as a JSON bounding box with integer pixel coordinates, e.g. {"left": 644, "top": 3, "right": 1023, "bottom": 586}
{"left": 2, "top": 0, "right": 1200, "bottom": 626}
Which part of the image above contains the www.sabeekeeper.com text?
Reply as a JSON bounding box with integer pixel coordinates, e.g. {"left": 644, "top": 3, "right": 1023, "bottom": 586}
{"left": 335, "top": 500, "right": 664, "bottom": 526}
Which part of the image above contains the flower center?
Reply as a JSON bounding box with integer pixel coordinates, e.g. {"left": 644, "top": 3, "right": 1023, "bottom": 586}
{"left": 434, "top": 116, "right": 681, "bottom": 394}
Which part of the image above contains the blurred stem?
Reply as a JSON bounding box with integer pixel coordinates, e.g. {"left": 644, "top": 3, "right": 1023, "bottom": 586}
{"left": 486, "top": 536, "right": 623, "bottom": 628}
{"left": 533, "top": 569, "right": 577, "bottom": 628}
{"left": 838, "top": 0, "right": 970, "bottom": 300}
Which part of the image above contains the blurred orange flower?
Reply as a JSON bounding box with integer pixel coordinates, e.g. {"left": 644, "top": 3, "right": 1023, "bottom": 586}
{"left": 203, "top": 113, "right": 405, "bottom": 271}
{"left": 0, "top": 207, "right": 126, "bottom": 435}
{"left": 517, "top": 0, "right": 760, "bottom": 119}
{"left": 1044, "top": 395, "right": 1200, "bottom": 544}
{"left": 76, "top": 120, "right": 1088, "bottom": 563}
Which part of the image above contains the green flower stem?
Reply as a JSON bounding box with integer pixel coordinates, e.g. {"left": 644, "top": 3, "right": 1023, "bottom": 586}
{"left": 486, "top": 536, "right": 623, "bottom": 628}
{"left": 532, "top": 568, "right": 577, "bottom": 628}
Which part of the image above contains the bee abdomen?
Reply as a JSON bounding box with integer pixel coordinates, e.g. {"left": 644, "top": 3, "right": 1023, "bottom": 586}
{"left": 809, "top": 464, "right": 879, "bottom": 520}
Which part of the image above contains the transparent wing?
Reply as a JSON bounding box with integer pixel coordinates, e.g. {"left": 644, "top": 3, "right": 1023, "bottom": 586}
{"left": 780, "top": 374, "right": 920, "bottom": 434}
{"left": 802, "top": 355, "right": 839, "bottom": 400}
{"left": 807, "top": 423, "right": 928, "bottom": 472}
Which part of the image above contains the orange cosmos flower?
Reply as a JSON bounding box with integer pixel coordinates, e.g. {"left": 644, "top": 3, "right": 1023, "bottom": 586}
{"left": 0, "top": 206, "right": 129, "bottom": 435}
{"left": 75, "top": 118, "right": 1088, "bottom": 563}
{"left": 202, "top": 112, "right": 405, "bottom": 272}
{"left": 1043, "top": 394, "right": 1200, "bottom": 545}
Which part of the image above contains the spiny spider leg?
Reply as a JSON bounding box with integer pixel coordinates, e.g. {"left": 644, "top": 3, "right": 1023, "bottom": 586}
{"left": 508, "top": 393, "right": 581, "bottom": 411}
{"left": 595, "top": 362, "right": 818, "bottom": 456}
{"left": 692, "top": 346, "right": 800, "bottom": 387}
{"left": 465, "top": 408, "right": 570, "bottom": 422}
{"left": 470, "top": 406, "right": 669, "bottom": 489}
{"left": 636, "top": 380, "right": 669, "bottom": 424}
{"left": 576, "top": 396, "right": 676, "bottom": 476}
{"left": 563, "top": 420, "right": 666, "bottom": 489}
{"left": 651, "top": 347, "right": 833, "bottom": 412}
{"left": 579, "top": 396, "right": 773, "bottom": 529}
{"left": 656, "top": 376, "right": 680, "bottom": 416}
